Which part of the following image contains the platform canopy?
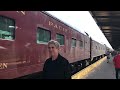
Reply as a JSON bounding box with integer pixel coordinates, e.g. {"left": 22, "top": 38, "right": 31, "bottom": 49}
{"left": 90, "top": 11, "right": 120, "bottom": 50}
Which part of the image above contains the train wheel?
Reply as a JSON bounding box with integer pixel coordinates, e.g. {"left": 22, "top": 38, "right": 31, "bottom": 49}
{"left": 71, "top": 64, "right": 77, "bottom": 74}
{"left": 82, "top": 60, "right": 86, "bottom": 69}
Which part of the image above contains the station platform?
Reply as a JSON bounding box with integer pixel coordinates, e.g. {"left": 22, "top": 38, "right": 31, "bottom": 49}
{"left": 72, "top": 56, "right": 116, "bottom": 79}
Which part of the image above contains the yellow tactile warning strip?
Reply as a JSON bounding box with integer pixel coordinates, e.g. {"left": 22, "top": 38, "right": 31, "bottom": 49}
{"left": 72, "top": 56, "right": 107, "bottom": 79}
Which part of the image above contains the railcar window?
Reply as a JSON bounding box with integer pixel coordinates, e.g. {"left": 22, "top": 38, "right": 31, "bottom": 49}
{"left": 71, "top": 38, "right": 76, "bottom": 47}
{"left": 56, "top": 34, "right": 64, "bottom": 45}
{"left": 0, "top": 16, "right": 15, "bottom": 40}
{"left": 79, "top": 40, "right": 83, "bottom": 47}
{"left": 37, "top": 28, "right": 50, "bottom": 44}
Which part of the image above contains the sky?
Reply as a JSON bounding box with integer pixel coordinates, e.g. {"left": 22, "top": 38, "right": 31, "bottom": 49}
{"left": 46, "top": 11, "right": 113, "bottom": 50}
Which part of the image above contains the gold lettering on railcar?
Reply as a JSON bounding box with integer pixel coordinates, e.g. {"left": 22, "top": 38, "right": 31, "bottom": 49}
{"left": 54, "top": 24, "right": 58, "bottom": 29}
{"left": 48, "top": 21, "right": 69, "bottom": 33}
{"left": 21, "top": 11, "right": 25, "bottom": 15}
{"left": 58, "top": 26, "right": 62, "bottom": 30}
{"left": 49, "top": 21, "right": 54, "bottom": 26}
{"left": 0, "top": 63, "right": 8, "bottom": 69}
{"left": 65, "top": 29, "right": 68, "bottom": 32}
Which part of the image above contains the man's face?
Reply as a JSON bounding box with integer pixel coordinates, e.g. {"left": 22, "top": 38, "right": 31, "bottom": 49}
{"left": 48, "top": 44, "right": 59, "bottom": 57}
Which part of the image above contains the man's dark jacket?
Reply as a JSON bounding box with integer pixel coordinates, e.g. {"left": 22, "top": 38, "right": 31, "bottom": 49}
{"left": 43, "top": 54, "right": 71, "bottom": 79}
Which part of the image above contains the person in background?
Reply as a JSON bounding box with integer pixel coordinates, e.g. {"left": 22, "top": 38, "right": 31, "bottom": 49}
{"left": 106, "top": 50, "right": 110, "bottom": 63}
{"left": 113, "top": 51, "right": 120, "bottom": 79}
{"left": 42, "top": 40, "right": 71, "bottom": 79}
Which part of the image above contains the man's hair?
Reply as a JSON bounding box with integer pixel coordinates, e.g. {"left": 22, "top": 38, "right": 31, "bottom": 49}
{"left": 48, "top": 40, "right": 60, "bottom": 49}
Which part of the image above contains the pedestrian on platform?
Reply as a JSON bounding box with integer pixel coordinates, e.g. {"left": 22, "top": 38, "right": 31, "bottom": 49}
{"left": 106, "top": 50, "right": 110, "bottom": 63}
{"left": 42, "top": 40, "right": 71, "bottom": 79}
{"left": 113, "top": 51, "right": 120, "bottom": 79}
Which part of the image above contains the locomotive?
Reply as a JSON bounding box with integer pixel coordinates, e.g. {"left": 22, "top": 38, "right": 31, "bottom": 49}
{"left": 0, "top": 11, "right": 106, "bottom": 79}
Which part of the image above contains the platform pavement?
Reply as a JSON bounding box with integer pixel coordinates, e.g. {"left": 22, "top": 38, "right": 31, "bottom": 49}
{"left": 72, "top": 56, "right": 116, "bottom": 79}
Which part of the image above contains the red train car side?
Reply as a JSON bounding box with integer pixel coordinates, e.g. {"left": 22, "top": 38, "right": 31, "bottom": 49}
{"left": 0, "top": 11, "right": 106, "bottom": 79}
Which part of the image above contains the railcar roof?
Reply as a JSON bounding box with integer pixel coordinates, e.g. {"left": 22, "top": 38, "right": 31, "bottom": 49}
{"left": 41, "top": 11, "right": 85, "bottom": 36}
{"left": 42, "top": 11, "right": 104, "bottom": 45}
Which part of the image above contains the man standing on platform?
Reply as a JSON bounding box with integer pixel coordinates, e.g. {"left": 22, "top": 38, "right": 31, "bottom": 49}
{"left": 106, "top": 50, "right": 110, "bottom": 63}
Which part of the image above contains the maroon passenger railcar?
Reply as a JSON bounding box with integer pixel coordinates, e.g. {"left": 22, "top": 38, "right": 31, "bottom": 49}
{"left": 0, "top": 11, "right": 106, "bottom": 79}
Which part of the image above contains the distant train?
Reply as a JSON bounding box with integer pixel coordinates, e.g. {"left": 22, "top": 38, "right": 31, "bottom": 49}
{"left": 0, "top": 11, "right": 107, "bottom": 79}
